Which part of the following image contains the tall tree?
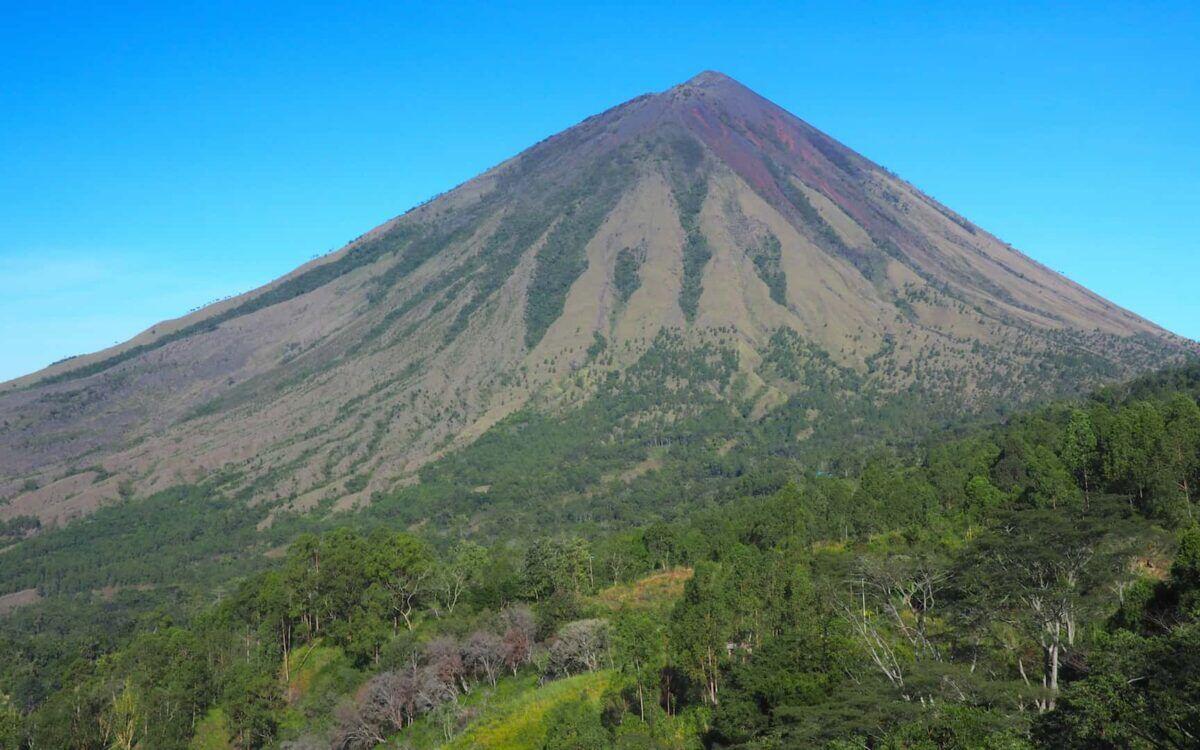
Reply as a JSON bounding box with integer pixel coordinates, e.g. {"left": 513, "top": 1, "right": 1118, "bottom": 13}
{"left": 612, "top": 609, "right": 665, "bottom": 720}
{"left": 1102, "top": 402, "right": 1165, "bottom": 507}
{"left": 1060, "top": 409, "right": 1099, "bottom": 506}
{"left": 669, "top": 562, "right": 733, "bottom": 705}
{"left": 959, "top": 507, "right": 1121, "bottom": 711}
{"left": 374, "top": 532, "right": 433, "bottom": 631}
{"left": 434, "top": 540, "right": 488, "bottom": 615}
{"left": 1161, "top": 395, "right": 1200, "bottom": 520}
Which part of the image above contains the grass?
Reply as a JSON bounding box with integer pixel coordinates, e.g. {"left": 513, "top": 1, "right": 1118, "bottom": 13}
{"left": 398, "top": 670, "right": 615, "bottom": 750}
{"left": 376, "top": 568, "right": 691, "bottom": 748}
{"left": 592, "top": 567, "right": 693, "bottom": 613}
{"left": 188, "top": 707, "right": 232, "bottom": 750}
{"left": 283, "top": 642, "right": 349, "bottom": 704}
{"left": 276, "top": 641, "right": 363, "bottom": 740}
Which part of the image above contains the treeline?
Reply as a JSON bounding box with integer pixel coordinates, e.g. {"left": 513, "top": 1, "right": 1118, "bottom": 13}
{"left": 9, "top": 523, "right": 668, "bottom": 749}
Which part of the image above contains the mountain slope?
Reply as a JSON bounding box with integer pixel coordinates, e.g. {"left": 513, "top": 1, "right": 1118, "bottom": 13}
{"left": 1, "top": 71, "right": 1193, "bottom": 525}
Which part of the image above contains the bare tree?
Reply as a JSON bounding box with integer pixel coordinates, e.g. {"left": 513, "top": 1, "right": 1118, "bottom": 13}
{"left": 854, "top": 555, "right": 949, "bottom": 660}
{"left": 414, "top": 664, "right": 458, "bottom": 714}
{"left": 1007, "top": 545, "right": 1092, "bottom": 710}
{"left": 546, "top": 619, "right": 609, "bottom": 677}
{"left": 959, "top": 509, "right": 1115, "bottom": 712}
{"left": 426, "top": 637, "right": 470, "bottom": 695}
{"left": 361, "top": 669, "right": 419, "bottom": 731}
{"left": 501, "top": 605, "right": 536, "bottom": 675}
{"left": 331, "top": 699, "right": 386, "bottom": 750}
{"left": 839, "top": 592, "right": 907, "bottom": 692}
{"left": 463, "top": 630, "right": 505, "bottom": 687}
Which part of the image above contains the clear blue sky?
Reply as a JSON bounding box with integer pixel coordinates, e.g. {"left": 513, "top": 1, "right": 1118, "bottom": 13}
{"left": 2, "top": 2, "right": 1197, "bottom": 382}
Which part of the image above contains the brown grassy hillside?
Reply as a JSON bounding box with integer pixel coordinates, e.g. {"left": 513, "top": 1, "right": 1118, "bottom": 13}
{"left": 1, "top": 71, "right": 1193, "bottom": 524}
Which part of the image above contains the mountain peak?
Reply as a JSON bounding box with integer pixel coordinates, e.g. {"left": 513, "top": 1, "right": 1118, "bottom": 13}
{"left": 667, "top": 69, "right": 754, "bottom": 102}
{"left": 682, "top": 69, "right": 736, "bottom": 86}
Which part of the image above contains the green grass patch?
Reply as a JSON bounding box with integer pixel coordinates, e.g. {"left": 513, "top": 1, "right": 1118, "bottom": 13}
{"left": 284, "top": 642, "right": 350, "bottom": 705}
{"left": 440, "top": 670, "right": 614, "bottom": 750}
{"left": 188, "top": 707, "right": 232, "bottom": 750}
{"left": 278, "top": 642, "right": 362, "bottom": 737}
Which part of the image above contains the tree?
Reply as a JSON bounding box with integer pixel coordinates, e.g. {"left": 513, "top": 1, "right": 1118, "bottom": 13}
{"left": 1061, "top": 409, "right": 1099, "bottom": 504}
{"left": 964, "top": 475, "right": 1005, "bottom": 517}
{"left": 1161, "top": 395, "right": 1200, "bottom": 521}
{"left": 253, "top": 571, "right": 294, "bottom": 679}
{"left": 642, "top": 523, "right": 678, "bottom": 571}
{"left": 361, "top": 670, "right": 417, "bottom": 732}
{"left": 427, "top": 699, "right": 464, "bottom": 742}
{"left": 283, "top": 533, "right": 322, "bottom": 637}
{"left": 501, "top": 605, "right": 537, "bottom": 675}
{"left": 1102, "top": 402, "right": 1165, "bottom": 507}
{"left": 332, "top": 698, "right": 387, "bottom": 750}
{"left": 1034, "top": 528, "right": 1200, "bottom": 748}
{"left": 1171, "top": 525, "right": 1200, "bottom": 596}
{"left": 1024, "top": 444, "right": 1083, "bottom": 510}
{"left": 546, "top": 620, "right": 609, "bottom": 678}
{"left": 594, "top": 532, "right": 649, "bottom": 585}
{"left": 669, "top": 562, "right": 732, "bottom": 705}
{"left": 612, "top": 610, "right": 664, "bottom": 720}
{"left": 524, "top": 538, "right": 593, "bottom": 600}
{"left": 221, "top": 661, "right": 281, "bottom": 750}
{"left": 463, "top": 630, "right": 504, "bottom": 687}
{"left": 375, "top": 532, "right": 434, "bottom": 631}
{"left": 435, "top": 541, "right": 488, "bottom": 616}
{"left": 842, "top": 552, "right": 949, "bottom": 695}
{"left": 426, "top": 637, "right": 469, "bottom": 696}
{"left": 711, "top": 629, "right": 844, "bottom": 746}
{"left": 959, "top": 508, "right": 1119, "bottom": 711}
{"left": 313, "top": 528, "right": 372, "bottom": 638}
{"left": 27, "top": 672, "right": 110, "bottom": 750}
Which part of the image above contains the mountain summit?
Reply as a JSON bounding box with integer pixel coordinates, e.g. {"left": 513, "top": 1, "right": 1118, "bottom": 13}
{"left": 1, "top": 72, "right": 1193, "bottom": 524}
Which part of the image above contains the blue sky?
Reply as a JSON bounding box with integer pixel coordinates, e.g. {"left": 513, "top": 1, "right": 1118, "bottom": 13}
{"left": 1, "top": 2, "right": 1197, "bottom": 382}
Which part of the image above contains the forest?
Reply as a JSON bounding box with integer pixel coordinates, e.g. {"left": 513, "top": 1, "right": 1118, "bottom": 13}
{"left": 1, "top": 364, "right": 1199, "bottom": 749}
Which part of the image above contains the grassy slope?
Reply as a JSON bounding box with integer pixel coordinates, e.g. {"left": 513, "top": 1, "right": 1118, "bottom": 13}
{"left": 189, "top": 708, "right": 232, "bottom": 750}
{"left": 395, "top": 566, "right": 694, "bottom": 749}
{"left": 440, "top": 671, "right": 614, "bottom": 750}
{"left": 591, "top": 566, "right": 693, "bottom": 613}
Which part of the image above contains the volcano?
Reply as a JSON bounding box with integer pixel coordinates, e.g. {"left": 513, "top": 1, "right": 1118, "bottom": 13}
{"left": 1, "top": 71, "right": 1193, "bottom": 525}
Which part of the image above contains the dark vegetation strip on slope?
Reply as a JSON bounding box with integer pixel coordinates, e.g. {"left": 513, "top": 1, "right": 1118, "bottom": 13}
{"left": 612, "top": 245, "right": 643, "bottom": 305}
{"left": 440, "top": 208, "right": 558, "bottom": 345}
{"left": 763, "top": 155, "right": 887, "bottom": 282}
{"left": 674, "top": 178, "right": 712, "bottom": 322}
{"left": 748, "top": 231, "right": 787, "bottom": 306}
{"left": 523, "top": 155, "right": 635, "bottom": 348}
{"left": 433, "top": 148, "right": 638, "bottom": 349}
{"left": 664, "top": 137, "right": 714, "bottom": 323}
{"left": 31, "top": 224, "right": 428, "bottom": 388}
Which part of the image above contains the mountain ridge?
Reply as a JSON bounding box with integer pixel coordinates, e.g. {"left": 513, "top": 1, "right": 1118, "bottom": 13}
{"left": 1, "top": 71, "right": 1194, "bottom": 525}
{"left": 1, "top": 70, "right": 1176, "bottom": 391}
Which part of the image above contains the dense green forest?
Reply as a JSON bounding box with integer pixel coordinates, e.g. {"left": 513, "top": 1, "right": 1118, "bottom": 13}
{"left": 2, "top": 364, "right": 1199, "bottom": 748}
